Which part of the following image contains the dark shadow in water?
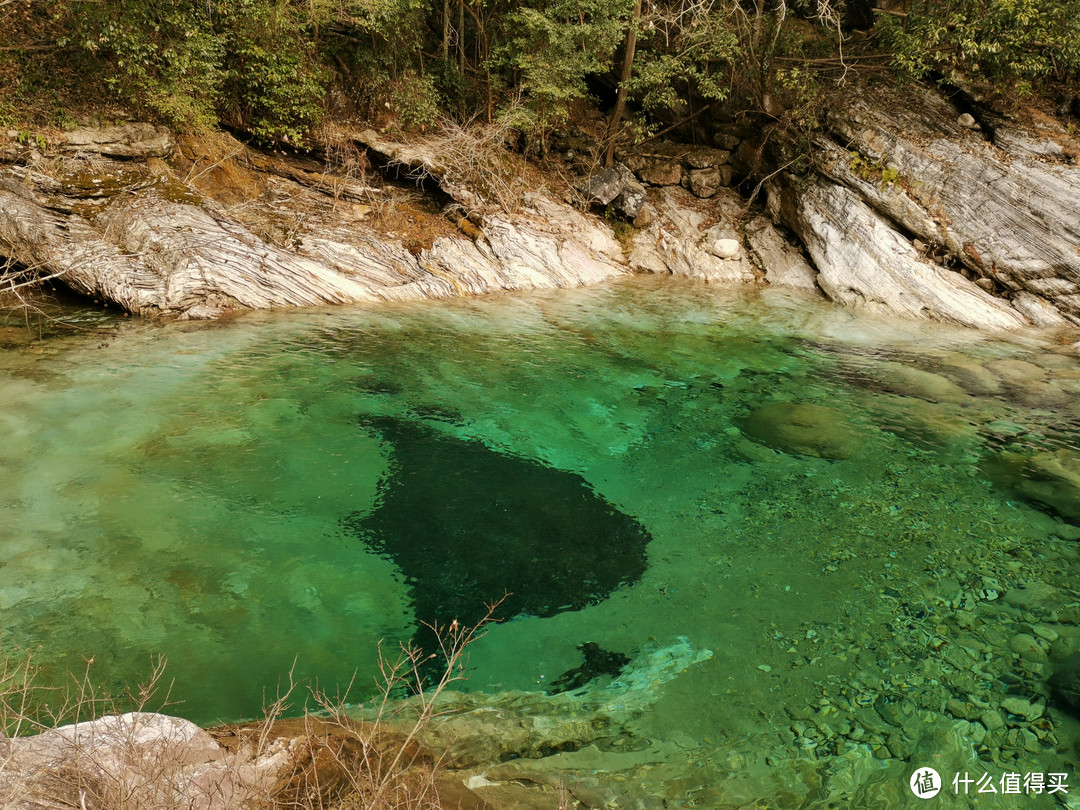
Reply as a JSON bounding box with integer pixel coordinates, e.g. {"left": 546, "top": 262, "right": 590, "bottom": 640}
{"left": 344, "top": 416, "right": 651, "bottom": 675}
{"left": 547, "top": 642, "right": 630, "bottom": 694}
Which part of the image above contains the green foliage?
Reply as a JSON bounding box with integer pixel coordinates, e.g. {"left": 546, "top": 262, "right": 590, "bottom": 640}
{"left": 388, "top": 71, "right": 443, "bottom": 129}
{"left": 493, "top": 0, "right": 632, "bottom": 137}
{"left": 71, "top": 0, "right": 225, "bottom": 130}
{"left": 849, "top": 151, "right": 902, "bottom": 189}
{"left": 6, "top": 0, "right": 1079, "bottom": 156}
{"left": 604, "top": 204, "right": 636, "bottom": 253}
{"left": 63, "top": 0, "right": 327, "bottom": 140}
{"left": 216, "top": 0, "right": 328, "bottom": 141}
{"left": 880, "top": 0, "right": 1080, "bottom": 84}
{"left": 622, "top": 4, "right": 738, "bottom": 117}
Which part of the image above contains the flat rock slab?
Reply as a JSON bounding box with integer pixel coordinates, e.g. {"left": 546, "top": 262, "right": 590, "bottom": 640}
{"left": 742, "top": 401, "right": 864, "bottom": 459}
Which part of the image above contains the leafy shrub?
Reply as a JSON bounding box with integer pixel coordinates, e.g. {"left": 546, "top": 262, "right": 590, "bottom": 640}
{"left": 217, "top": 0, "right": 328, "bottom": 142}
{"left": 71, "top": 0, "right": 224, "bottom": 130}
{"left": 389, "top": 71, "right": 444, "bottom": 130}
{"left": 493, "top": 0, "right": 631, "bottom": 144}
{"left": 880, "top": 0, "right": 1080, "bottom": 85}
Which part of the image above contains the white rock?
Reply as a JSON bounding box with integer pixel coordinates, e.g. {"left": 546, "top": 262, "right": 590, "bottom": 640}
{"left": 774, "top": 177, "right": 1027, "bottom": 329}
{"left": 802, "top": 84, "right": 1080, "bottom": 326}
{"left": 711, "top": 238, "right": 741, "bottom": 258}
{"left": 746, "top": 216, "right": 819, "bottom": 293}
{"left": 957, "top": 113, "right": 978, "bottom": 129}
{"left": 0, "top": 712, "right": 290, "bottom": 810}
{"left": 1011, "top": 291, "right": 1071, "bottom": 327}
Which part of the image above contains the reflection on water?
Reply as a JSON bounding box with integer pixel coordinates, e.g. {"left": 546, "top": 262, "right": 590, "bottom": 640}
{"left": 2, "top": 277, "right": 1080, "bottom": 804}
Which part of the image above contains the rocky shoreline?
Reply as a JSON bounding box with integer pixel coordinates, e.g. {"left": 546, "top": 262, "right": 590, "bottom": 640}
{"left": 2, "top": 79, "right": 1078, "bottom": 333}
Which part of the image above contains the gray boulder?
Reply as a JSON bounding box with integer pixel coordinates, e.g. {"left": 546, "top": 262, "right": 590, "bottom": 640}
{"left": 585, "top": 163, "right": 646, "bottom": 218}
{"left": 684, "top": 146, "right": 730, "bottom": 169}
{"left": 62, "top": 123, "right": 176, "bottom": 159}
{"left": 688, "top": 166, "right": 732, "bottom": 199}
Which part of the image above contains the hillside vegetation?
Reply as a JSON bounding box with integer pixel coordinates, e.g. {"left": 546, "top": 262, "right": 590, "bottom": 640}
{"left": 2, "top": 0, "right": 1079, "bottom": 149}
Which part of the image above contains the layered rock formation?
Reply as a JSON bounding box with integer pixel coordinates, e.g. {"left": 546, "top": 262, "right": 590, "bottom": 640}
{"left": 3, "top": 79, "right": 1080, "bottom": 331}
{"left": 768, "top": 81, "right": 1080, "bottom": 330}
{"left": 0, "top": 126, "right": 628, "bottom": 319}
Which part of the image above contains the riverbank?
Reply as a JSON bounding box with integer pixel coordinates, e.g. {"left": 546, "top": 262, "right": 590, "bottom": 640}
{"left": 2, "top": 78, "right": 1079, "bottom": 334}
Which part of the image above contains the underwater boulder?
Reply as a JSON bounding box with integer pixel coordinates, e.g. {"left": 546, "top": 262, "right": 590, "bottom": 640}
{"left": 1051, "top": 652, "right": 1080, "bottom": 717}
{"left": 980, "top": 449, "right": 1080, "bottom": 525}
{"left": 742, "top": 402, "right": 864, "bottom": 460}
{"left": 344, "top": 417, "right": 652, "bottom": 658}
{"left": 861, "top": 361, "right": 971, "bottom": 404}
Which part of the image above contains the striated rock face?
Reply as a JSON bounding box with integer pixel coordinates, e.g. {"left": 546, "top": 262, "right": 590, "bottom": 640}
{"left": 0, "top": 126, "right": 628, "bottom": 319}
{"left": 769, "top": 176, "right": 1028, "bottom": 330}
{"left": 629, "top": 187, "right": 758, "bottom": 283}
{"left": 770, "top": 81, "right": 1080, "bottom": 330}
{"left": 5, "top": 94, "right": 1080, "bottom": 331}
{"left": 744, "top": 215, "right": 818, "bottom": 292}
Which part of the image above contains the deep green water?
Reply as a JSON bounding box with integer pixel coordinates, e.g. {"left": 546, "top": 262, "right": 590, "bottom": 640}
{"left": 3, "top": 278, "right": 1080, "bottom": 804}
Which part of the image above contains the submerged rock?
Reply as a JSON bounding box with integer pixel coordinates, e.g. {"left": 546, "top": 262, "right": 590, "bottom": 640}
{"left": 742, "top": 402, "right": 864, "bottom": 460}
{"left": 416, "top": 638, "right": 713, "bottom": 767}
{"left": 345, "top": 417, "right": 652, "bottom": 656}
{"left": 935, "top": 356, "right": 1004, "bottom": 396}
{"left": 870, "top": 395, "right": 978, "bottom": 456}
{"left": 861, "top": 361, "right": 971, "bottom": 404}
{"left": 1051, "top": 653, "right": 1080, "bottom": 716}
{"left": 982, "top": 449, "right": 1080, "bottom": 525}
{"left": 547, "top": 642, "right": 630, "bottom": 694}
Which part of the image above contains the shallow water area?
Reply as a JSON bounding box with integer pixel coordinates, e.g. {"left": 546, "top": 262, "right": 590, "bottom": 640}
{"left": 3, "top": 277, "right": 1080, "bottom": 806}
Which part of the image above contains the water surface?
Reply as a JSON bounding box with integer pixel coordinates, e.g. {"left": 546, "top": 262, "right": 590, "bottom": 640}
{"left": 3, "top": 278, "right": 1080, "bottom": 805}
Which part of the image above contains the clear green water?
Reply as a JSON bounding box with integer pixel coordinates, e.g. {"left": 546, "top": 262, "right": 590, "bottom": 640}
{"left": 3, "top": 278, "right": 1080, "bottom": 804}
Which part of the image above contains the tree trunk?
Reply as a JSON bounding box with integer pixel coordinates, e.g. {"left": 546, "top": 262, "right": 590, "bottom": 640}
{"left": 604, "top": 0, "right": 642, "bottom": 168}
{"left": 457, "top": 0, "right": 465, "bottom": 70}
{"left": 441, "top": 0, "right": 450, "bottom": 60}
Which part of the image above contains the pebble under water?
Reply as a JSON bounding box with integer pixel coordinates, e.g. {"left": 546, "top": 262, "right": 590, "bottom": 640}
{"left": 3, "top": 278, "right": 1080, "bottom": 806}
